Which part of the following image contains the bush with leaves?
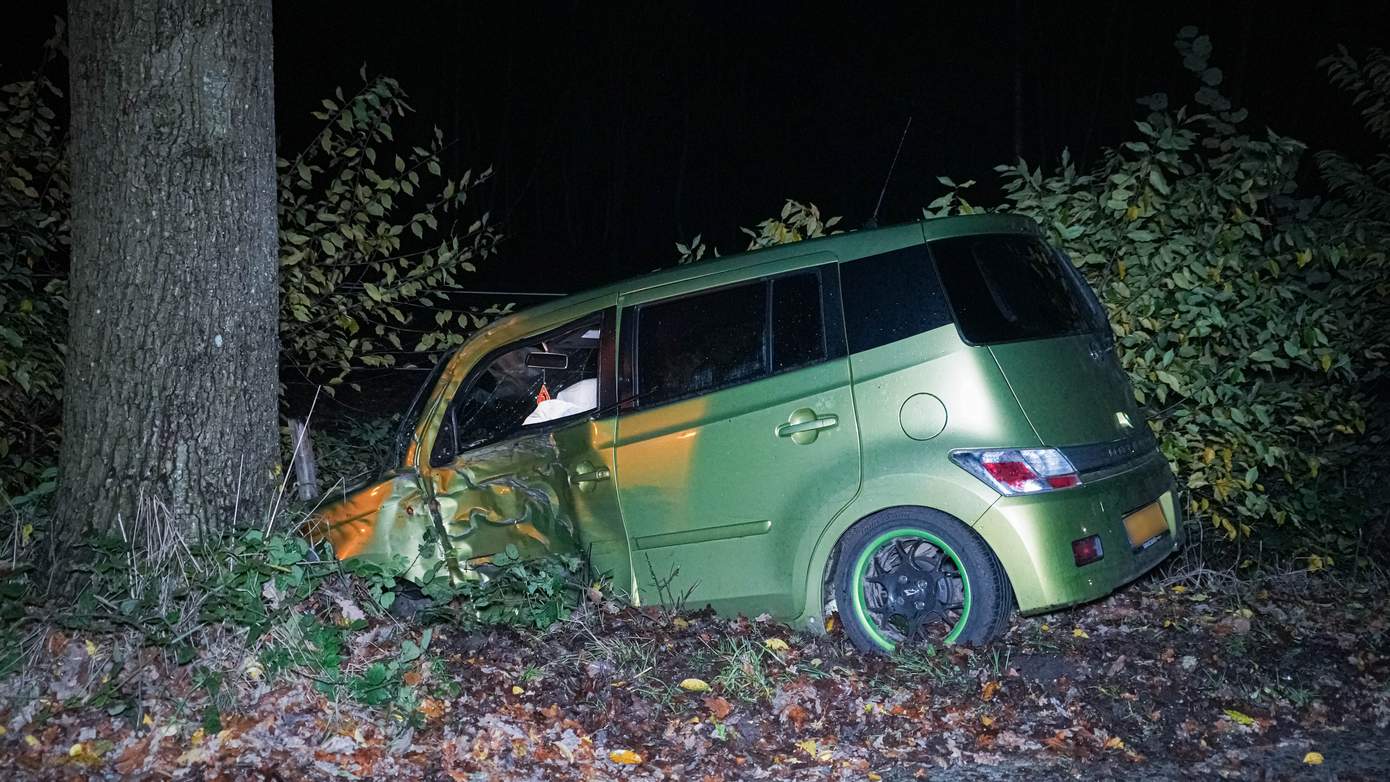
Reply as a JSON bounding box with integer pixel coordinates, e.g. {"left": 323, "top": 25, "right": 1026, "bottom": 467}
{"left": 676, "top": 199, "right": 841, "bottom": 264}
{"left": 0, "top": 55, "right": 508, "bottom": 497}
{"left": 279, "top": 71, "right": 508, "bottom": 390}
{"left": 939, "top": 29, "right": 1385, "bottom": 546}
{"left": 1314, "top": 45, "right": 1390, "bottom": 390}
{"left": 697, "top": 33, "right": 1388, "bottom": 552}
{"left": 0, "top": 46, "right": 67, "bottom": 503}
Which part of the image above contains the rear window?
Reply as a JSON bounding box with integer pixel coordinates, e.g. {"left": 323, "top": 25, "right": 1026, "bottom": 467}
{"left": 930, "top": 234, "right": 1089, "bottom": 344}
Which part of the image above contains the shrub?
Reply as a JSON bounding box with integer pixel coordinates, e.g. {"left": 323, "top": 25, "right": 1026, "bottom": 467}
{"left": 695, "top": 32, "right": 1388, "bottom": 551}
{"left": 278, "top": 71, "right": 508, "bottom": 390}
{"left": 970, "top": 28, "right": 1385, "bottom": 543}
{"left": 0, "top": 55, "right": 507, "bottom": 496}
{"left": 0, "top": 37, "right": 67, "bottom": 501}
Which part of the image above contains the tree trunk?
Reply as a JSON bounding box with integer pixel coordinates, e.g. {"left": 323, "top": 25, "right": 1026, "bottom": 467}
{"left": 54, "top": 0, "right": 279, "bottom": 559}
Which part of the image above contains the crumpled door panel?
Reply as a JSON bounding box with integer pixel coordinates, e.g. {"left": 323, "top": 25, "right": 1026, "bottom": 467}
{"left": 311, "top": 431, "right": 579, "bottom": 582}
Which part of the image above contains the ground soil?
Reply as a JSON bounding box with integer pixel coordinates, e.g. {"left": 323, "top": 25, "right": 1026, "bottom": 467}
{"left": 2, "top": 570, "right": 1387, "bottom": 780}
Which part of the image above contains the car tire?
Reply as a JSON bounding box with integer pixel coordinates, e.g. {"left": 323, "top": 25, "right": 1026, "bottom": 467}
{"left": 833, "top": 507, "right": 1012, "bottom": 653}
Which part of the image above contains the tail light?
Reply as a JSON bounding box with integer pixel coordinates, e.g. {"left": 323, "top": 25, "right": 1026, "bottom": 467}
{"left": 949, "top": 448, "right": 1081, "bottom": 495}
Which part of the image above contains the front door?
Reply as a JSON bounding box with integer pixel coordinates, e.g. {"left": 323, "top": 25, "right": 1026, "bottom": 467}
{"left": 420, "top": 310, "right": 631, "bottom": 588}
{"left": 613, "top": 267, "right": 861, "bottom": 619}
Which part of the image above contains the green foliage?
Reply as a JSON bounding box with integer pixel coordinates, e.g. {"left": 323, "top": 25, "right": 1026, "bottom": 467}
{"left": 278, "top": 70, "right": 509, "bottom": 389}
{"left": 309, "top": 415, "right": 399, "bottom": 492}
{"left": 741, "top": 199, "right": 842, "bottom": 250}
{"left": 0, "top": 35, "right": 67, "bottom": 500}
{"left": 1, "top": 508, "right": 584, "bottom": 716}
{"left": 1314, "top": 46, "right": 1390, "bottom": 380}
{"left": 931, "top": 28, "right": 1387, "bottom": 543}
{"left": 0, "top": 54, "right": 510, "bottom": 497}
{"left": 419, "top": 543, "right": 585, "bottom": 629}
{"left": 714, "top": 33, "right": 1387, "bottom": 549}
{"left": 677, "top": 199, "right": 842, "bottom": 263}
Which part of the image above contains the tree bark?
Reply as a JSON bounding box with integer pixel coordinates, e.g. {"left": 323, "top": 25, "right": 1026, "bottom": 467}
{"left": 54, "top": 0, "right": 279, "bottom": 558}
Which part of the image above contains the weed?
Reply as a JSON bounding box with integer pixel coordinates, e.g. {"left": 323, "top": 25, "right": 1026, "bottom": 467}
{"left": 708, "top": 636, "right": 776, "bottom": 703}
{"left": 892, "top": 644, "right": 960, "bottom": 685}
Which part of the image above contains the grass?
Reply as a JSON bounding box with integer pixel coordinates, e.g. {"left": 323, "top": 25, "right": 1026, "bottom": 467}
{"left": 708, "top": 636, "right": 777, "bottom": 703}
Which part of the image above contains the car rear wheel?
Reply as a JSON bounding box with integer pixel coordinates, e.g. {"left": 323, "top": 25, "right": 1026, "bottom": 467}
{"left": 834, "top": 508, "right": 1012, "bottom": 653}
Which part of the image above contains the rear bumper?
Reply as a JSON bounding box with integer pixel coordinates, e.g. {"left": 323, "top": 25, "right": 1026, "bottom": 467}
{"left": 972, "top": 449, "right": 1182, "bottom": 614}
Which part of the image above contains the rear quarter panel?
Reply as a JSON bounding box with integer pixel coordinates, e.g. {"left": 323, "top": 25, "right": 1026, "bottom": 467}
{"left": 790, "top": 326, "right": 1041, "bottom": 627}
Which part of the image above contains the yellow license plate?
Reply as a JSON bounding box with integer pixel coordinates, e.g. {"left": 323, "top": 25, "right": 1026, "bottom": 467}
{"left": 1123, "top": 502, "right": 1168, "bottom": 549}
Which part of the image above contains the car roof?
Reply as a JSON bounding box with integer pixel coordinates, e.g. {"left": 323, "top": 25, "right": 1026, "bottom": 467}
{"left": 507, "top": 213, "right": 1040, "bottom": 325}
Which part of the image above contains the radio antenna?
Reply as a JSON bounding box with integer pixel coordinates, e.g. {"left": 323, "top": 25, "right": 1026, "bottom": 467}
{"left": 867, "top": 115, "right": 912, "bottom": 228}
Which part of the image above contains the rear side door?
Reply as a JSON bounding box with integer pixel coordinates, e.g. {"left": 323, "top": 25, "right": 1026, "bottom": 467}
{"left": 612, "top": 265, "right": 861, "bottom": 619}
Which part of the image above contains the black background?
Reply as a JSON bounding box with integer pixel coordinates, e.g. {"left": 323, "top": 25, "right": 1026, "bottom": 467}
{"left": 7, "top": 2, "right": 1388, "bottom": 294}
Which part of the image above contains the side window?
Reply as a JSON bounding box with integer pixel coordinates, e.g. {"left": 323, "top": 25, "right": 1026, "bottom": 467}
{"left": 430, "top": 315, "right": 604, "bottom": 466}
{"left": 635, "top": 282, "right": 768, "bottom": 408}
{"left": 840, "top": 245, "right": 952, "bottom": 353}
{"left": 771, "top": 272, "right": 826, "bottom": 372}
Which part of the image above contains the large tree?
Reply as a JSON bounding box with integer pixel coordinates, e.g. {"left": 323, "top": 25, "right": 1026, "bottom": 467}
{"left": 53, "top": 0, "right": 279, "bottom": 557}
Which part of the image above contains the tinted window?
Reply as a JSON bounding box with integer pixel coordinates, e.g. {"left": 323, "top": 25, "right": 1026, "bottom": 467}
{"left": 772, "top": 272, "right": 825, "bottom": 372}
{"left": 931, "top": 235, "right": 1088, "bottom": 344}
{"left": 840, "top": 246, "right": 953, "bottom": 353}
{"left": 636, "top": 282, "right": 768, "bottom": 407}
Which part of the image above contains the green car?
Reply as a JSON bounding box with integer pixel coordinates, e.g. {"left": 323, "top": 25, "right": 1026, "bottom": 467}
{"left": 312, "top": 214, "right": 1182, "bottom": 652}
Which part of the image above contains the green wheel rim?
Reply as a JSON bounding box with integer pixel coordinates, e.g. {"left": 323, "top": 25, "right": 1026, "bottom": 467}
{"left": 850, "top": 528, "right": 972, "bottom": 652}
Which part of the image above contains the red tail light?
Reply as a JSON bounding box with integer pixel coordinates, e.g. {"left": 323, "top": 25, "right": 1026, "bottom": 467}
{"left": 950, "top": 448, "right": 1082, "bottom": 495}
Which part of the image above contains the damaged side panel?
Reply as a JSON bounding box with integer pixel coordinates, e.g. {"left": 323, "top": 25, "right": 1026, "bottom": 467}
{"left": 313, "top": 431, "right": 582, "bottom": 582}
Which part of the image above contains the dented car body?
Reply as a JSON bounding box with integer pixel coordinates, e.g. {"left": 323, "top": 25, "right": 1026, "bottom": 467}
{"left": 310, "top": 214, "right": 1182, "bottom": 650}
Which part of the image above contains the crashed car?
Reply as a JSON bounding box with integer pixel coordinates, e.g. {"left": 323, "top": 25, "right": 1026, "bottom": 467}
{"left": 310, "top": 214, "right": 1182, "bottom": 652}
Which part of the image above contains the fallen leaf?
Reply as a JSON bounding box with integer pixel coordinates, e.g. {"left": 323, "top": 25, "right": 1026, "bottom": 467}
{"left": 764, "top": 638, "right": 790, "bottom": 652}
{"left": 511, "top": 685, "right": 525, "bottom": 695}
{"left": 981, "top": 680, "right": 1000, "bottom": 701}
{"left": 796, "top": 738, "right": 818, "bottom": 757}
{"left": 1223, "top": 709, "right": 1256, "bottom": 727}
{"left": 334, "top": 595, "right": 367, "bottom": 623}
{"left": 679, "top": 678, "right": 711, "bottom": 692}
{"left": 980, "top": 715, "right": 995, "bottom": 727}
{"left": 417, "top": 698, "right": 445, "bottom": 720}
{"left": 609, "top": 749, "right": 643, "bottom": 765}
{"left": 1073, "top": 627, "right": 1090, "bottom": 639}
{"left": 704, "top": 696, "right": 733, "bottom": 720}
{"left": 673, "top": 617, "right": 690, "bottom": 630}
{"left": 1105, "top": 736, "right": 1125, "bottom": 750}
{"left": 1304, "top": 751, "right": 1324, "bottom": 765}
{"left": 783, "top": 704, "right": 810, "bottom": 728}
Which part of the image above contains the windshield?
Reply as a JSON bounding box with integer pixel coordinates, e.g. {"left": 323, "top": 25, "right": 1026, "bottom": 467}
{"left": 930, "top": 234, "right": 1090, "bottom": 345}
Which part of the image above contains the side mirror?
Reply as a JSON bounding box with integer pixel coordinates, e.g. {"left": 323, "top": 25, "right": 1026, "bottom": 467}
{"left": 525, "top": 351, "right": 569, "bottom": 370}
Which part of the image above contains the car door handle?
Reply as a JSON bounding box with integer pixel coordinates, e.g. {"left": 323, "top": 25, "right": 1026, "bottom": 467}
{"left": 570, "top": 461, "right": 610, "bottom": 492}
{"left": 777, "top": 409, "right": 838, "bottom": 444}
{"left": 777, "top": 415, "right": 838, "bottom": 437}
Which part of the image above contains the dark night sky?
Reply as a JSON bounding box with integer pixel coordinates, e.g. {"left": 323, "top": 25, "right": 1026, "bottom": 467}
{"left": 7, "top": 1, "right": 1388, "bottom": 295}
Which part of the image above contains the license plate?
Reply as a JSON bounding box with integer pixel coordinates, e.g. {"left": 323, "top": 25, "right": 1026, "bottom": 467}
{"left": 1123, "top": 502, "right": 1168, "bottom": 549}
